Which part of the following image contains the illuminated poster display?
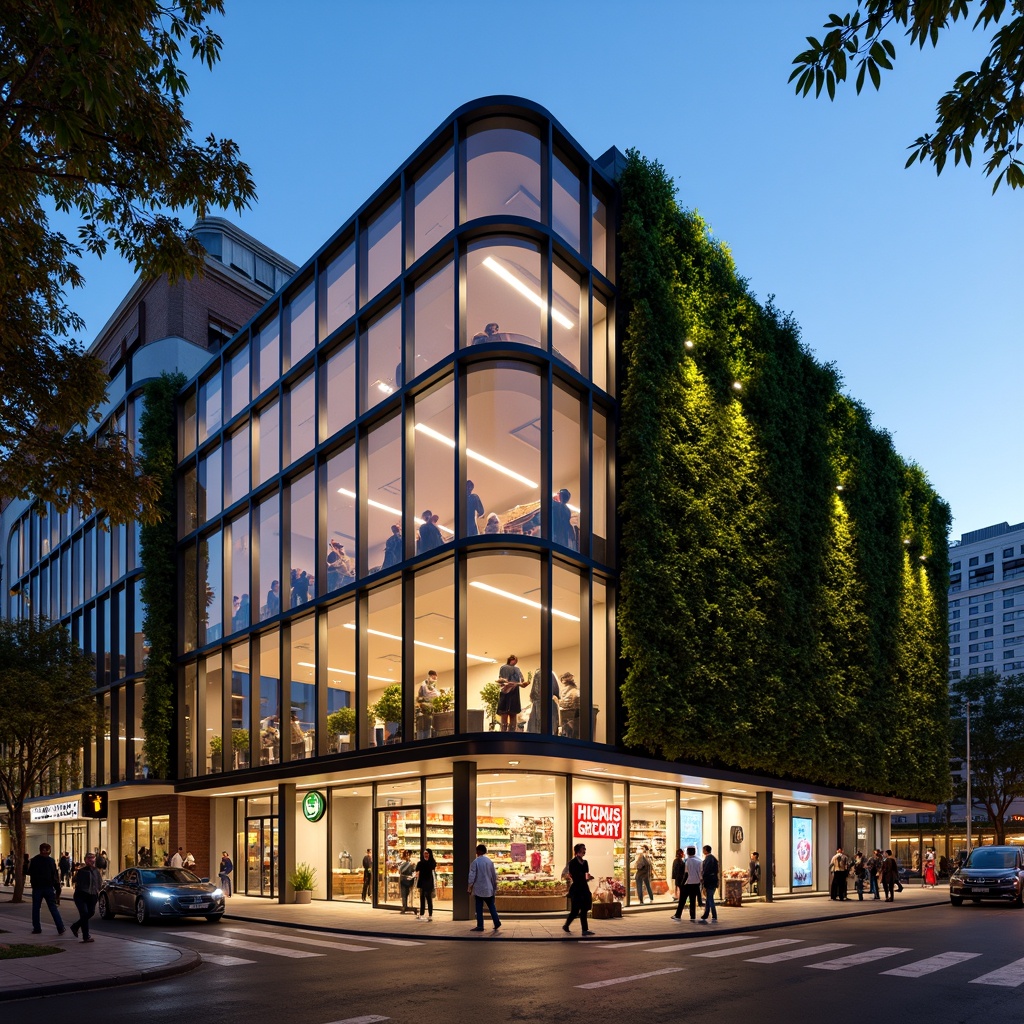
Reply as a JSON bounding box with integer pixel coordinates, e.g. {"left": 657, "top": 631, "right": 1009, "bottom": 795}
{"left": 679, "top": 809, "right": 703, "bottom": 852}
{"left": 792, "top": 816, "right": 813, "bottom": 888}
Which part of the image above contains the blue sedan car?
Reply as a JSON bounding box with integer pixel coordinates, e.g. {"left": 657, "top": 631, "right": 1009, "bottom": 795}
{"left": 98, "top": 867, "right": 226, "bottom": 924}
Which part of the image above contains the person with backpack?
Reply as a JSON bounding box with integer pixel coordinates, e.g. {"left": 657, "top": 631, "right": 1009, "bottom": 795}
{"left": 853, "top": 850, "right": 868, "bottom": 900}
{"left": 634, "top": 844, "right": 654, "bottom": 904}
{"left": 829, "top": 847, "right": 849, "bottom": 901}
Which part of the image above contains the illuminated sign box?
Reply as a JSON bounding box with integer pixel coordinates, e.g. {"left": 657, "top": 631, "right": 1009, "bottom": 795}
{"left": 81, "top": 792, "right": 108, "bottom": 819}
{"left": 30, "top": 800, "right": 81, "bottom": 822}
{"left": 573, "top": 802, "right": 622, "bottom": 839}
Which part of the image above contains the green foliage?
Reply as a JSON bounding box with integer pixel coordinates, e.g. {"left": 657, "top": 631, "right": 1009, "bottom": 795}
{"left": 139, "top": 372, "right": 186, "bottom": 779}
{"left": 0, "top": 1, "right": 255, "bottom": 520}
{"left": 288, "top": 862, "right": 317, "bottom": 890}
{"left": 617, "top": 151, "right": 951, "bottom": 802}
{"left": 327, "top": 707, "right": 356, "bottom": 736}
{"left": 0, "top": 618, "right": 100, "bottom": 901}
{"left": 209, "top": 735, "right": 222, "bottom": 754}
{"left": 431, "top": 689, "right": 455, "bottom": 713}
{"left": 950, "top": 673, "right": 1024, "bottom": 843}
{"left": 791, "top": 2, "right": 1024, "bottom": 191}
{"left": 479, "top": 681, "right": 502, "bottom": 726}
{"left": 370, "top": 684, "right": 404, "bottom": 725}
{"left": 231, "top": 729, "right": 249, "bottom": 752}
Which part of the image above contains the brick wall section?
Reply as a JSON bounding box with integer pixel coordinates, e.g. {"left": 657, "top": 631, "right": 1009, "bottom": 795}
{"left": 118, "top": 794, "right": 213, "bottom": 878}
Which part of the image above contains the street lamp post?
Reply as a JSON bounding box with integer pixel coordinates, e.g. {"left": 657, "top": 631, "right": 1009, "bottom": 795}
{"left": 965, "top": 699, "right": 972, "bottom": 853}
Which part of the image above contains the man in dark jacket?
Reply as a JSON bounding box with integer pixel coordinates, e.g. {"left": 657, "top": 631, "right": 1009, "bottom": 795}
{"left": 69, "top": 852, "right": 103, "bottom": 942}
{"left": 881, "top": 850, "right": 900, "bottom": 902}
{"left": 700, "top": 845, "right": 720, "bottom": 922}
{"left": 58, "top": 851, "right": 72, "bottom": 886}
{"left": 28, "top": 843, "right": 65, "bottom": 935}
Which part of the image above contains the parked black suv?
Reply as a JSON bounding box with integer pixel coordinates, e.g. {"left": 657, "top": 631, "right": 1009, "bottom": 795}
{"left": 949, "top": 846, "right": 1024, "bottom": 906}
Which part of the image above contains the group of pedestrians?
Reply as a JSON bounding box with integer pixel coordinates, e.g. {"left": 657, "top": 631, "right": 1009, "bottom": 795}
{"left": 830, "top": 847, "right": 904, "bottom": 902}
{"left": 670, "top": 845, "right": 720, "bottom": 923}
{"left": 25, "top": 843, "right": 102, "bottom": 943}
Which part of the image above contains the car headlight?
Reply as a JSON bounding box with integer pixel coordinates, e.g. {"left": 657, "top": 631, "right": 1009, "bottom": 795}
{"left": 212, "top": 888, "right": 223, "bottom": 898}
{"left": 147, "top": 890, "right": 171, "bottom": 900}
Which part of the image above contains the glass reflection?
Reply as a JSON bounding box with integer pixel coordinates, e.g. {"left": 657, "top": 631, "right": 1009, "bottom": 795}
{"left": 413, "top": 148, "right": 454, "bottom": 261}
{"left": 326, "top": 445, "right": 356, "bottom": 589}
{"left": 322, "top": 242, "right": 356, "bottom": 338}
{"left": 286, "top": 279, "right": 315, "bottom": 367}
{"left": 551, "top": 386, "right": 581, "bottom": 552}
{"left": 287, "top": 372, "right": 315, "bottom": 465}
{"left": 465, "top": 124, "right": 541, "bottom": 223}
{"left": 323, "top": 340, "right": 355, "bottom": 441}
{"left": 257, "top": 494, "right": 280, "bottom": 621}
{"left": 365, "top": 415, "right": 402, "bottom": 577}
{"left": 553, "top": 154, "right": 581, "bottom": 252}
{"left": 288, "top": 615, "right": 315, "bottom": 762}
{"left": 367, "top": 582, "right": 402, "bottom": 745}
{"left": 413, "top": 382, "right": 454, "bottom": 552}
{"left": 363, "top": 304, "right": 401, "bottom": 412}
{"left": 288, "top": 471, "right": 316, "bottom": 607}
{"left": 410, "top": 261, "right": 454, "bottom": 380}
{"left": 365, "top": 198, "right": 401, "bottom": 303}
{"left": 227, "top": 513, "right": 250, "bottom": 635}
{"left": 465, "top": 240, "right": 543, "bottom": 351}
{"left": 258, "top": 630, "right": 280, "bottom": 765}
{"left": 326, "top": 601, "right": 356, "bottom": 751}
{"left": 256, "top": 316, "right": 280, "bottom": 398}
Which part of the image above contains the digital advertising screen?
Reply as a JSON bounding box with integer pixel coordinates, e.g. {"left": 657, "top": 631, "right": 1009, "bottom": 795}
{"left": 792, "top": 816, "right": 813, "bottom": 888}
{"left": 679, "top": 809, "right": 703, "bottom": 853}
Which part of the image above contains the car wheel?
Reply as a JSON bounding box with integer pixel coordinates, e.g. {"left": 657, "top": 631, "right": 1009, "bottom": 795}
{"left": 97, "top": 893, "right": 116, "bottom": 920}
{"left": 206, "top": 913, "right": 224, "bottom": 923}
{"left": 135, "top": 897, "right": 149, "bottom": 925}
{"left": 1015, "top": 890, "right": 1024, "bottom": 908}
{"left": 950, "top": 895, "right": 963, "bottom": 906}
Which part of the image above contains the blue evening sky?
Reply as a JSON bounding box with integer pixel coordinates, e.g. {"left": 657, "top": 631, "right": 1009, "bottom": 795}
{"left": 69, "top": 2, "right": 1021, "bottom": 538}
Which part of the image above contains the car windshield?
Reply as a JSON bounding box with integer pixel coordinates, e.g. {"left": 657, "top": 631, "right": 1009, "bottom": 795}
{"left": 966, "top": 849, "right": 1018, "bottom": 869}
{"left": 139, "top": 869, "right": 201, "bottom": 885}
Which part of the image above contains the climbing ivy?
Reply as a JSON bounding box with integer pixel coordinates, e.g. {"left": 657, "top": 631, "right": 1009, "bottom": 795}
{"left": 139, "top": 371, "right": 186, "bottom": 779}
{"left": 617, "top": 151, "right": 951, "bottom": 802}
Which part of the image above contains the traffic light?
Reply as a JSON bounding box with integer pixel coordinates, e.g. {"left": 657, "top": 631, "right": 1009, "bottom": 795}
{"left": 81, "top": 791, "right": 107, "bottom": 818}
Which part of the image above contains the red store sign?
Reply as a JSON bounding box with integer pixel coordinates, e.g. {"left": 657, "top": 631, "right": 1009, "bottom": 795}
{"left": 573, "top": 802, "right": 623, "bottom": 839}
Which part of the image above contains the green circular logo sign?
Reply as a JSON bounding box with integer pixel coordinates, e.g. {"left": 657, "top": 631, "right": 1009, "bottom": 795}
{"left": 302, "top": 791, "right": 326, "bottom": 822}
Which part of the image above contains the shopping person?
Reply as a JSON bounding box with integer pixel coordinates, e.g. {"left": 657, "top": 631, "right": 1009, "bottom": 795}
{"left": 699, "top": 845, "right": 719, "bottom": 922}
{"left": 219, "top": 851, "right": 233, "bottom": 897}
{"left": 361, "top": 848, "right": 373, "bottom": 902}
{"left": 562, "top": 843, "right": 595, "bottom": 936}
{"left": 467, "top": 844, "right": 502, "bottom": 932}
{"left": 69, "top": 852, "right": 103, "bottom": 942}
{"left": 414, "top": 849, "right": 437, "bottom": 921}
{"left": 634, "top": 844, "right": 654, "bottom": 904}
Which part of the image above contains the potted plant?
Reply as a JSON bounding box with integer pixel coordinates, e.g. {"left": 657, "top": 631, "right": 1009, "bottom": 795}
{"left": 289, "top": 862, "right": 317, "bottom": 903}
{"left": 479, "top": 681, "right": 501, "bottom": 730}
{"left": 370, "top": 684, "right": 403, "bottom": 742}
{"left": 231, "top": 728, "right": 249, "bottom": 769}
{"left": 430, "top": 689, "right": 455, "bottom": 737}
{"left": 209, "top": 734, "right": 223, "bottom": 772}
{"left": 327, "top": 707, "right": 356, "bottom": 751}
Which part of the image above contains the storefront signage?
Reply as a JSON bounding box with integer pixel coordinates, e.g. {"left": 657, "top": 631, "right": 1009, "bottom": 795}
{"left": 30, "top": 800, "right": 80, "bottom": 822}
{"left": 792, "top": 816, "right": 813, "bottom": 888}
{"left": 573, "top": 803, "right": 622, "bottom": 838}
{"left": 302, "top": 791, "right": 327, "bottom": 822}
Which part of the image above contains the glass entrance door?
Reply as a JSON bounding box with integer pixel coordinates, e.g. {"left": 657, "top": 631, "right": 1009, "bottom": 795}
{"left": 377, "top": 807, "right": 421, "bottom": 906}
{"left": 245, "top": 817, "right": 277, "bottom": 897}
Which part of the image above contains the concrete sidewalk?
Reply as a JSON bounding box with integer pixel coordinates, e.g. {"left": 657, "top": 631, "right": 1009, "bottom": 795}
{"left": 0, "top": 883, "right": 948, "bottom": 999}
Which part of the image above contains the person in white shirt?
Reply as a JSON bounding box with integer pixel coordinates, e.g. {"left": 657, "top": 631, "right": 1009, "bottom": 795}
{"left": 671, "top": 846, "right": 703, "bottom": 921}
{"left": 466, "top": 844, "right": 502, "bottom": 932}
{"left": 170, "top": 847, "right": 184, "bottom": 868}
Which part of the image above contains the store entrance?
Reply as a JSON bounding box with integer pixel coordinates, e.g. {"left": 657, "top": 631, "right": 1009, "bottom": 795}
{"left": 376, "top": 807, "right": 421, "bottom": 908}
{"left": 59, "top": 824, "right": 87, "bottom": 868}
{"left": 245, "top": 817, "right": 277, "bottom": 898}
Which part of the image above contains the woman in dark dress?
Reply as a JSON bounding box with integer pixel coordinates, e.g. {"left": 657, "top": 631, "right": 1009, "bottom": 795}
{"left": 562, "top": 843, "right": 595, "bottom": 936}
{"left": 414, "top": 848, "right": 437, "bottom": 921}
{"left": 496, "top": 654, "right": 528, "bottom": 732}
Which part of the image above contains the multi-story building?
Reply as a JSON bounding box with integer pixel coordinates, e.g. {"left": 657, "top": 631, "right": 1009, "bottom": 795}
{"left": 2, "top": 98, "right": 936, "bottom": 917}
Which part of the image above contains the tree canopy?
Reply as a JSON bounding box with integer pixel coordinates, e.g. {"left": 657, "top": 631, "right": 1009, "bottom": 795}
{"left": 0, "top": 0, "right": 256, "bottom": 523}
{"left": 791, "top": 1, "right": 1024, "bottom": 191}
{"left": 0, "top": 618, "right": 99, "bottom": 902}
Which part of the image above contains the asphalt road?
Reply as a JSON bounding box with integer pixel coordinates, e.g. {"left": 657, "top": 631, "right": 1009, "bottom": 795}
{"left": 8, "top": 903, "right": 1023, "bottom": 1024}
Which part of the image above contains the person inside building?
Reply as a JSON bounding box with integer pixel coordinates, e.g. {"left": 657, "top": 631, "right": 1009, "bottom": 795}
{"left": 466, "top": 479, "right": 485, "bottom": 536}
{"left": 290, "top": 710, "right": 306, "bottom": 760}
{"left": 496, "top": 655, "right": 528, "bottom": 732}
{"left": 382, "top": 523, "right": 403, "bottom": 568}
{"left": 557, "top": 672, "right": 581, "bottom": 736}
{"left": 417, "top": 510, "right": 443, "bottom": 553}
{"left": 471, "top": 321, "right": 501, "bottom": 345}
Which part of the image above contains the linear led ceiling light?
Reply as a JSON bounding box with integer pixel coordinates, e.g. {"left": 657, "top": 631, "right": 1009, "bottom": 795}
{"left": 336, "top": 487, "right": 454, "bottom": 536}
{"left": 468, "top": 579, "right": 580, "bottom": 621}
{"left": 296, "top": 661, "right": 392, "bottom": 682}
{"left": 342, "top": 623, "right": 495, "bottom": 663}
{"left": 483, "top": 256, "right": 574, "bottom": 330}
{"left": 414, "top": 423, "right": 539, "bottom": 489}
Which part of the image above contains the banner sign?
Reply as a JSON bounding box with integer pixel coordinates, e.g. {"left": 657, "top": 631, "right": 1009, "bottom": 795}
{"left": 573, "top": 803, "right": 623, "bottom": 839}
{"left": 30, "top": 800, "right": 80, "bottom": 822}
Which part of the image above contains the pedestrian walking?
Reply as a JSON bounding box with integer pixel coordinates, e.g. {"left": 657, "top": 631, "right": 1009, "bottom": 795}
{"left": 562, "top": 843, "right": 595, "bottom": 936}
{"left": 634, "top": 844, "right": 654, "bottom": 904}
{"left": 923, "top": 848, "right": 937, "bottom": 888}
{"left": 69, "top": 852, "right": 102, "bottom": 942}
{"left": 881, "top": 849, "right": 899, "bottom": 902}
{"left": 27, "top": 843, "right": 65, "bottom": 935}
{"left": 829, "top": 847, "right": 849, "bottom": 901}
{"left": 699, "top": 845, "right": 719, "bottom": 922}
{"left": 219, "top": 851, "right": 233, "bottom": 897}
{"left": 467, "top": 844, "right": 502, "bottom": 932}
{"left": 2, "top": 852, "right": 13, "bottom": 885}
{"left": 866, "top": 849, "right": 882, "bottom": 900}
{"left": 671, "top": 846, "right": 702, "bottom": 921}
{"left": 95, "top": 850, "right": 108, "bottom": 878}
{"left": 58, "top": 851, "right": 72, "bottom": 887}
{"left": 361, "top": 848, "right": 373, "bottom": 901}
{"left": 413, "top": 849, "right": 437, "bottom": 920}
{"left": 398, "top": 849, "right": 416, "bottom": 913}
{"left": 170, "top": 847, "right": 184, "bottom": 868}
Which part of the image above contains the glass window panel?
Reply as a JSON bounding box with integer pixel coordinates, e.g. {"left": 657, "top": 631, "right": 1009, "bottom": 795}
{"left": 199, "top": 529, "right": 223, "bottom": 645}
{"left": 551, "top": 386, "right": 581, "bottom": 552}
{"left": 465, "top": 124, "right": 542, "bottom": 223}
{"left": 200, "top": 371, "right": 222, "bottom": 442}
{"left": 257, "top": 399, "right": 280, "bottom": 485}
{"left": 288, "top": 614, "right": 315, "bottom": 761}
{"left": 182, "top": 392, "right": 197, "bottom": 458}
{"left": 414, "top": 381, "right": 455, "bottom": 548}
{"left": 286, "top": 371, "right": 316, "bottom": 466}
{"left": 204, "top": 652, "right": 223, "bottom": 775}
{"left": 255, "top": 315, "right": 281, "bottom": 398}
{"left": 413, "top": 147, "right": 454, "bottom": 260}
{"left": 199, "top": 444, "right": 222, "bottom": 523}
{"left": 181, "top": 465, "right": 198, "bottom": 537}
{"left": 323, "top": 339, "right": 355, "bottom": 441}
{"left": 101, "top": 691, "right": 111, "bottom": 784}
{"left": 466, "top": 552, "right": 540, "bottom": 732}
{"left": 363, "top": 304, "right": 401, "bottom": 413}
{"left": 551, "top": 261, "right": 581, "bottom": 372}
{"left": 410, "top": 260, "right": 454, "bottom": 380}
{"left": 183, "top": 542, "right": 197, "bottom": 652}
{"left": 72, "top": 535, "right": 83, "bottom": 607}
{"left": 592, "top": 409, "right": 609, "bottom": 564}
{"left": 367, "top": 581, "right": 403, "bottom": 745}
{"left": 466, "top": 365, "right": 542, "bottom": 538}
{"left": 116, "top": 586, "right": 127, "bottom": 680}
{"left": 365, "top": 415, "right": 403, "bottom": 577}
{"left": 322, "top": 242, "right": 356, "bottom": 337}
{"left": 285, "top": 279, "right": 316, "bottom": 368}
{"left": 365, "top": 198, "right": 402, "bottom": 303}
{"left": 96, "top": 523, "right": 108, "bottom": 590}
{"left": 83, "top": 524, "right": 94, "bottom": 596}
{"left": 132, "top": 680, "right": 146, "bottom": 778}
{"left": 413, "top": 561, "right": 455, "bottom": 739}
{"left": 228, "top": 513, "right": 250, "bottom": 635}
{"left": 553, "top": 154, "right": 581, "bottom": 252}
{"left": 230, "top": 641, "right": 251, "bottom": 770}
{"left": 592, "top": 577, "right": 610, "bottom": 745}
{"left": 326, "top": 445, "right": 357, "bottom": 590}
{"left": 592, "top": 193, "right": 608, "bottom": 278}
{"left": 552, "top": 563, "right": 585, "bottom": 738}
{"left": 592, "top": 293, "right": 609, "bottom": 393}
{"left": 288, "top": 471, "right": 316, "bottom": 607}
{"left": 257, "top": 494, "right": 281, "bottom": 621}
{"left": 134, "top": 580, "right": 148, "bottom": 672}
{"left": 258, "top": 630, "right": 281, "bottom": 765}
{"left": 326, "top": 600, "right": 358, "bottom": 751}
{"left": 227, "top": 345, "right": 249, "bottom": 422}
{"left": 116, "top": 683, "right": 127, "bottom": 778}
{"left": 465, "top": 239, "right": 543, "bottom": 351}
{"left": 224, "top": 424, "right": 250, "bottom": 509}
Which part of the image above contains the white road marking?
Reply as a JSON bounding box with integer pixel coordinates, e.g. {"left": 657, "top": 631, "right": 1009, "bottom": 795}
{"left": 323, "top": 1017, "right": 391, "bottom": 1024}
{"left": 807, "top": 947, "right": 911, "bottom": 970}
{"left": 970, "top": 957, "right": 1024, "bottom": 988}
{"left": 166, "top": 931, "right": 321, "bottom": 958}
{"left": 882, "top": 951, "right": 982, "bottom": 977}
{"left": 747, "top": 943, "right": 853, "bottom": 963}
{"left": 294, "top": 928, "right": 421, "bottom": 947}
{"left": 693, "top": 939, "right": 801, "bottom": 958}
{"left": 201, "top": 952, "right": 256, "bottom": 966}
{"left": 653, "top": 935, "right": 761, "bottom": 953}
{"left": 577, "top": 967, "right": 685, "bottom": 989}
{"left": 219, "top": 926, "right": 374, "bottom": 952}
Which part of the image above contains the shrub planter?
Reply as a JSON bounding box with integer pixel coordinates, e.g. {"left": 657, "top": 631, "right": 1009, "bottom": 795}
{"left": 494, "top": 894, "right": 568, "bottom": 913}
{"left": 294, "top": 890, "right": 313, "bottom": 904}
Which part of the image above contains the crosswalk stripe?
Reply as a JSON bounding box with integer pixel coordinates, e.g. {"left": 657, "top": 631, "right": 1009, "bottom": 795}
{"left": 166, "top": 931, "right": 321, "bottom": 958}
{"left": 653, "top": 936, "right": 760, "bottom": 953}
{"left": 693, "top": 939, "right": 801, "bottom": 958}
{"left": 294, "top": 929, "right": 421, "bottom": 947}
{"left": 807, "top": 947, "right": 911, "bottom": 970}
{"left": 882, "top": 951, "right": 981, "bottom": 978}
{"left": 201, "top": 952, "right": 256, "bottom": 966}
{"left": 577, "top": 967, "right": 685, "bottom": 989}
{"left": 970, "top": 957, "right": 1024, "bottom": 988}
{"left": 323, "top": 1017, "right": 391, "bottom": 1024}
{"left": 220, "top": 926, "right": 374, "bottom": 952}
{"left": 747, "top": 943, "right": 853, "bottom": 963}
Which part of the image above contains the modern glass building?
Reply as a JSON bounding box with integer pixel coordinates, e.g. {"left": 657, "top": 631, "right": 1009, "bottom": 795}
{"left": 2, "top": 98, "right": 929, "bottom": 917}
